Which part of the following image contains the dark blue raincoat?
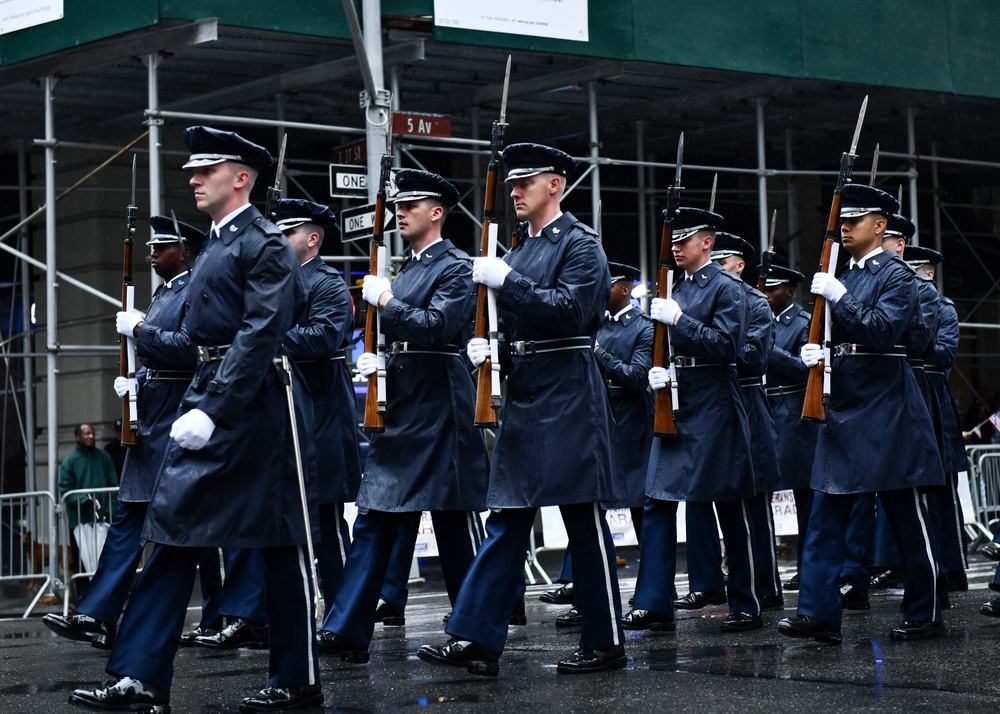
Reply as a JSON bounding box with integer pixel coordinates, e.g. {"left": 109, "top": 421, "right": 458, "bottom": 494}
{"left": 738, "top": 282, "right": 781, "bottom": 493}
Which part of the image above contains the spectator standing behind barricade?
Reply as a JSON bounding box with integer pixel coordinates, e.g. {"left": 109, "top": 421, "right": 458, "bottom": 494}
{"left": 103, "top": 419, "right": 127, "bottom": 479}
{"left": 44, "top": 216, "right": 204, "bottom": 652}
{"left": 315, "top": 170, "right": 490, "bottom": 664}
{"left": 58, "top": 423, "right": 119, "bottom": 582}
{"left": 69, "top": 126, "right": 319, "bottom": 713}
{"left": 418, "top": 143, "right": 627, "bottom": 676}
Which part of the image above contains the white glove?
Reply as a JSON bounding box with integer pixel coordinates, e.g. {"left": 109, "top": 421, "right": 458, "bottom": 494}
{"left": 650, "top": 298, "right": 681, "bottom": 325}
{"left": 467, "top": 338, "right": 490, "bottom": 368}
{"left": 648, "top": 366, "right": 669, "bottom": 391}
{"left": 361, "top": 275, "right": 392, "bottom": 307}
{"left": 472, "top": 257, "right": 511, "bottom": 289}
{"left": 356, "top": 351, "right": 378, "bottom": 378}
{"left": 800, "top": 343, "right": 823, "bottom": 368}
{"left": 116, "top": 310, "right": 143, "bottom": 337}
{"left": 113, "top": 376, "right": 131, "bottom": 398}
{"left": 170, "top": 409, "right": 216, "bottom": 450}
{"left": 811, "top": 272, "right": 847, "bottom": 304}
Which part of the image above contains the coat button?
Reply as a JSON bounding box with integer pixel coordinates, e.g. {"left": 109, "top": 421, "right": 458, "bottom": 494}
{"left": 201, "top": 294, "right": 209, "bottom": 303}
{"left": 527, "top": 395, "right": 534, "bottom": 403}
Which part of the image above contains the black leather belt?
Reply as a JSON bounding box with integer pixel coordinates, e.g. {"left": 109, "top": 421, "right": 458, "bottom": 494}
{"left": 145, "top": 369, "right": 194, "bottom": 381}
{"left": 511, "top": 336, "right": 592, "bottom": 356}
{"left": 924, "top": 366, "right": 946, "bottom": 376}
{"left": 196, "top": 344, "right": 230, "bottom": 362}
{"left": 908, "top": 358, "right": 925, "bottom": 371}
{"left": 832, "top": 343, "right": 906, "bottom": 358}
{"left": 673, "top": 356, "right": 735, "bottom": 369}
{"left": 389, "top": 341, "right": 460, "bottom": 356}
{"left": 293, "top": 350, "right": 347, "bottom": 364}
{"left": 765, "top": 384, "right": 806, "bottom": 397}
{"left": 739, "top": 376, "right": 766, "bottom": 388}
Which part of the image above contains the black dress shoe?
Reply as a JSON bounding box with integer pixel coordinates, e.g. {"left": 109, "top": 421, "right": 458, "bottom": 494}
{"left": 374, "top": 600, "right": 405, "bottom": 627}
{"left": 239, "top": 684, "right": 323, "bottom": 712}
{"left": 720, "top": 611, "right": 763, "bottom": 633}
{"left": 776, "top": 615, "right": 842, "bottom": 644}
{"left": 840, "top": 583, "right": 870, "bottom": 611}
{"left": 980, "top": 598, "right": 1000, "bottom": 617}
{"left": 510, "top": 599, "right": 527, "bottom": 626}
{"left": 761, "top": 594, "right": 785, "bottom": 611}
{"left": 539, "top": 583, "right": 574, "bottom": 604}
{"left": 556, "top": 607, "right": 582, "bottom": 628}
{"left": 194, "top": 618, "right": 268, "bottom": 650}
{"left": 981, "top": 542, "right": 1000, "bottom": 561}
{"left": 179, "top": 625, "right": 218, "bottom": 647}
{"left": 417, "top": 639, "right": 500, "bottom": 677}
{"left": 42, "top": 612, "right": 116, "bottom": 650}
{"left": 945, "top": 572, "right": 968, "bottom": 592}
{"left": 69, "top": 676, "right": 170, "bottom": 713}
{"left": 673, "top": 591, "right": 727, "bottom": 610}
{"left": 889, "top": 620, "right": 946, "bottom": 641}
{"left": 621, "top": 609, "right": 675, "bottom": 631}
{"left": 784, "top": 573, "right": 800, "bottom": 591}
{"left": 556, "top": 644, "right": 627, "bottom": 674}
{"left": 870, "top": 569, "right": 903, "bottom": 589}
{"left": 315, "top": 631, "right": 369, "bottom": 663}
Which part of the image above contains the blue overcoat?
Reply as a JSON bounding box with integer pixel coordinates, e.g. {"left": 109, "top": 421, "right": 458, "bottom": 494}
{"left": 120, "top": 273, "right": 197, "bottom": 502}
{"left": 595, "top": 306, "right": 654, "bottom": 509}
{"left": 487, "top": 211, "right": 622, "bottom": 507}
{"left": 765, "top": 302, "right": 819, "bottom": 490}
{"left": 645, "top": 261, "right": 755, "bottom": 502}
{"left": 356, "top": 239, "right": 489, "bottom": 512}
{"left": 283, "top": 258, "right": 362, "bottom": 505}
{"left": 916, "top": 279, "right": 968, "bottom": 473}
{"left": 738, "top": 281, "right": 781, "bottom": 493}
{"left": 811, "top": 250, "right": 944, "bottom": 494}
{"left": 144, "top": 206, "right": 318, "bottom": 548}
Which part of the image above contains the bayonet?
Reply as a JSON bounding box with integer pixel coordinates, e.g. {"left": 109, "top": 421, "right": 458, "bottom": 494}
{"left": 499, "top": 55, "right": 511, "bottom": 126}
{"left": 898, "top": 184, "right": 903, "bottom": 210}
{"left": 849, "top": 95, "right": 868, "bottom": 157}
{"left": 265, "top": 133, "right": 288, "bottom": 222}
{"left": 869, "top": 143, "right": 880, "bottom": 186}
{"left": 674, "top": 132, "right": 684, "bottom": 188}
{"left": 708, "top": 173, "right": 718, "bottom": 212}
{"left": 595, "top": 199, "right": 602, "bottom": 245}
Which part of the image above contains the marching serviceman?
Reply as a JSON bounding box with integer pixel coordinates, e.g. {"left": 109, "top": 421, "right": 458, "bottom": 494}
{"left": 551, "top": 261, "right": 656, "bottom": 628}
{"left": 418, "top": 143, "right": 626, "bottom": 675}
{"left": 624, "top": 208, "right": 760, "bottom": 634}
{"left": 762, "top": 264, "right": 820, "bottom": 591}
{"left": 315, "top": 170, "right": 490, "bottom": 662}
{"left": 778, "top": 184, "right": 945, "bottom": 644}
{"left": 70, "top": 126, "right": 321, "bottom": 712}
{"left": 43, "top": 216, "right": 203, "bottom": 650}
{"left": 711, "top": 232, "right": 783, "bottom": 611}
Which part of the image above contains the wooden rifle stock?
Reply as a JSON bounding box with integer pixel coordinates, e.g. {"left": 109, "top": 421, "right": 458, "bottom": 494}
{"left": 474, "top": 158, "right": 501, "bottom": 427}
{"left": 119, "top": 156, "right": 138, "bottom": 446}
{"left": 652, "top": 219, "right": 678, "bottom": 438}
{"left": 363, "top": 155, "right": 391, "bottom": 432}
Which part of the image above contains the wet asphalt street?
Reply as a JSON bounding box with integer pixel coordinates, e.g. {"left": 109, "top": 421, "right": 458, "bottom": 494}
{"left": 2, "top": 550, "right": 999, "bottom": 713}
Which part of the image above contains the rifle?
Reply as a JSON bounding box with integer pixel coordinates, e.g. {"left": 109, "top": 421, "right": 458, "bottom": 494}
{"left": 474, "top": 57, "right": 512, "bottom": 428}
{"left": 363, "top": 106, "right": 393, "bottom": 432}
{"left": 757, "top": 209, "right": 776, "bottom": 293}
{"left": 119, "top": 155, "right": 139, "bottom": 446}
{"left": 264, "top": 134, "right": 288, "bottom": 223}
{"left": 801, "top": 96, "right": 868, "bottom": 423}
{"left": 651, "top": 134, "right": 684, "bottom": 438}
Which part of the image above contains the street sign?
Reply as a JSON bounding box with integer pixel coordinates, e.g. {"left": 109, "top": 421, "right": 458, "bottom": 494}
{"left": 329, "top": 163, "right": 368, "bottom": 199}
{"left": 342, "top": 203, "right": 395, "bottom": 243}
{"left": 332, "top": 139, "right": 366, "bottom": 165}
{"left": 393, "top": 112, "right": 451, "bottom": 138}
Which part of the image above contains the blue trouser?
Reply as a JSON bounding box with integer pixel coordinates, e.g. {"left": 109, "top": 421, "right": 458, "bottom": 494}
{"left": 792, "top": 488, "right": 815, "bottom": 573}
{"left": 554, "top": 507, "right": 645, "bottom": 586}
{"left": 196, "top": 549, "right": 224, "bottom": 630}
{"left": 378, "top": 517, "right": 417, "bottom": 608}
{"left": 325, "top": 510, "right": 483, "bottom": 645}
{"left": 798, "top": 489, "right": 941, "bottom": 629}
{"left": 684, "top": 501, "right": 726, "bottom": 594}
{"left": 928, "top": 474, "right": 967, "bottom": 578}
{"left": 747, "top": 491, "right": 782, "bottom": 600}
{"left": 447, "top": 504, "right": 623, "bottom": 654}
{"left": 316, "top": 502, "right": 352, "bottom": 607}
{"left": 636, "top": 498, "right": 759, "bottom": 616}
{"left": 76, "top": 498, "right": 147, "bottom": 624}
{"left": 874, "top": 499, "right": 902, "bottom": 571}
{"left": 840, "top": 492, "right": 876, "bottom": 591}
{"left": 107, "top": 543, "right": 318, "bottom": 692}
{"left": 220, "top": 549, "right": 268, "bottom": 623}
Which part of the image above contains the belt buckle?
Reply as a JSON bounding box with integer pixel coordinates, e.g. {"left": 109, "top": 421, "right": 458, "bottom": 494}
{"left": 390, "top": 341, "right": 407, "bottom": 355}
{"left": 512, "top": 340, "right": 527, "bottom": 356}
{"left": 197, "top": 345, "right": 221, "bottom": 362}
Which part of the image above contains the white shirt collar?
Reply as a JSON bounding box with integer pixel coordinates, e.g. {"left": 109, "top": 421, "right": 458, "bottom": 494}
{"left": 528, "top": 211, "right": 563, "bottom": 238}
{"left": 164, "top": 270, "right": 189, "bottom": 290}
{"left": 608, "top": 305, "right": 632, "bottom": 322}
{"left": 849, "top": 246, "right": 884, "bottom": 270}
{"left": 775, "top": 303, "right": 795, "bottom": 322}
{"left": 210, "top": 203, "right": 252, "bottom": 238}
{"left": 686, "top": 258, "right": 712, "bottom": 279}
{"left": 412, "top": 238, "right": 443, "bottom": 262}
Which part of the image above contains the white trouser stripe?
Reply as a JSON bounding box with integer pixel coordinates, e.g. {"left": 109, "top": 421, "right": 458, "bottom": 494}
{"left": 764, "top": 498, "right": 780, "bottom": 591}
{"left": 294, "top": 545, "right": 317, "bottom": 685}
{"left": 739, "top": 500, "right": 760, "bottom": 609}
{"left": 590, "top": 504, "right": 620, "bottom": 647}
{"left": 911, "top": 488, "right": 939, "bottom": 616}
{"left": 336, "top": 503, "right": 348, "bottom": 567}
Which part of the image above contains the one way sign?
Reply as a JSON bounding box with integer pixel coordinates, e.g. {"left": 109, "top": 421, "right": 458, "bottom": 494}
{"left": 341, "top": 203, "right": 395, "bottom": 243}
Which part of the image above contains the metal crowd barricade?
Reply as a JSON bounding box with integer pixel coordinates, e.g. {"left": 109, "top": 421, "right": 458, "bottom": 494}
{"left": 966, "top": 445, "right": 1000, "bottom": 546}
{"left": 0, "top": 490, "right": 58, "bottom": 618}
{"left": 58, "top": 486, "right": 120, "bottom": 616}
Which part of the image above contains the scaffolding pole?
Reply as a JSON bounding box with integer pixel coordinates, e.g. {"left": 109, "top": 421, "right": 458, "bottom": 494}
{"left": 755, "top": 98, "right": 769, "bottom": 258}
{"left": 588, "top": 82, "right": 601, "bottom": 231}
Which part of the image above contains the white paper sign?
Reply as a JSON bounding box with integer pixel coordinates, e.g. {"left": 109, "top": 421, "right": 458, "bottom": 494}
{"left": 434, "top": 0, "right": 588, "bottom": 43}
{"left": 0, "top": 0, "right": 63, "bottom": 35}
